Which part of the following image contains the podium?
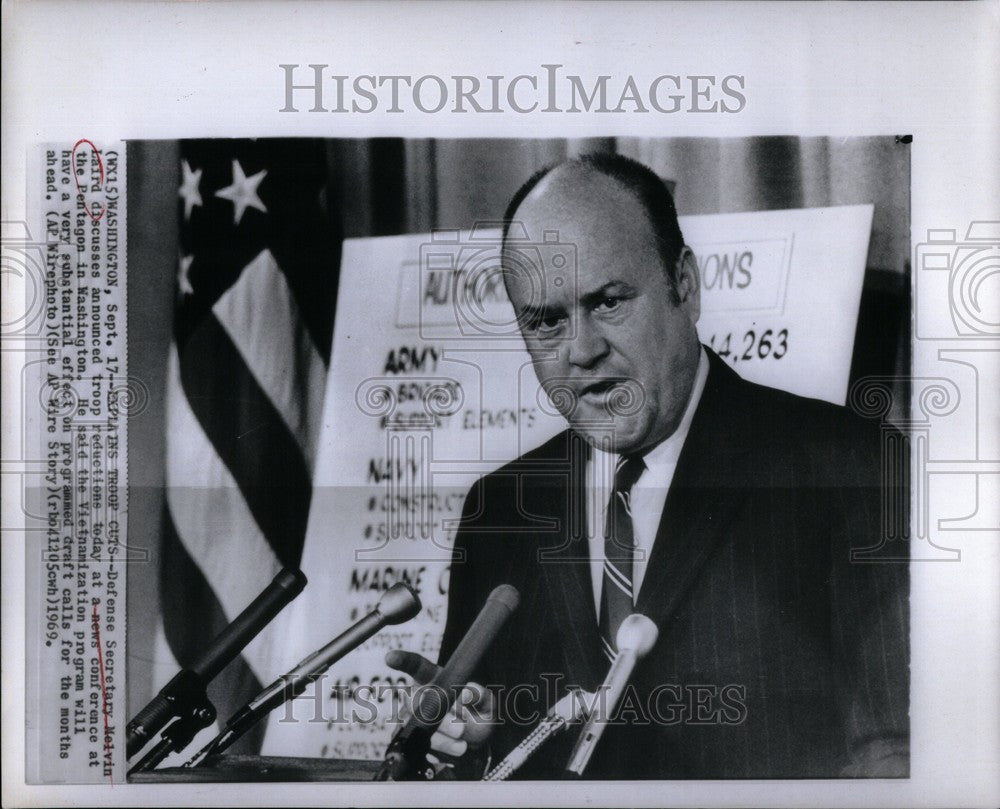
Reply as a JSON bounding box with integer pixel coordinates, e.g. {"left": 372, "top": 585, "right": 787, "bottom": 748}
{"left": 128, "top": 755, "right": 383, "bottom": 782}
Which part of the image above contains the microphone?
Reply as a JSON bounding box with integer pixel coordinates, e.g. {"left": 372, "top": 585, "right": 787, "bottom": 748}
{"left": 563, "top": 614, "right": 658, "bottom": 778}
{"left": 482, "top": 690, "right": 593, "bottom": 781}
{"left": 186, "top": 582, "right": 421, "bottom": 766}
{"left": 375, "top": 583, "right": 520, "bottom": 781}
{"left": 126, "top": 567, "right": 307, "bottom": 759}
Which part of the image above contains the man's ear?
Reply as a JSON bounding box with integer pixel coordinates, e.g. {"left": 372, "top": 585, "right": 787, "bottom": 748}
{"left": 674, "top": 247, "right": 701, "bottom": 323}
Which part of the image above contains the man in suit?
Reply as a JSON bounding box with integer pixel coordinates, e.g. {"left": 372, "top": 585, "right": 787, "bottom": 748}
{"left": 387, "top": 154, "right": 908, "bottom": 778}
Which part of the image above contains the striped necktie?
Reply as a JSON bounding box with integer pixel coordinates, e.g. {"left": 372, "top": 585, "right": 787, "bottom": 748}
{"left": 598, "top": 454, "right": 646, "bottom": 662}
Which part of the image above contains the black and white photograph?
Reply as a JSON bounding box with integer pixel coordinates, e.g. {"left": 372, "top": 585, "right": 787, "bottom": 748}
{"left": 123, "top": 135, "right": 911, "bottom": 781}
{"left": 2, "top": 3, "right": 997, "bottom": 807}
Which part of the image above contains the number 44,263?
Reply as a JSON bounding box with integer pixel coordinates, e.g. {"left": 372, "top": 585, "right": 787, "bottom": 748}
{"left": 708, "top": 328, "right": 788, "bottom": 364}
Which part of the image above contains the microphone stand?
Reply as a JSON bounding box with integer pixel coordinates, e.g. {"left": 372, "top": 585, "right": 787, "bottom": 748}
{"left": 127, "top": 670, "right": 218, "bottom": 775}
{"left": 563, "top": 614, "right": 658, "bottom": 779}
{"left": 125, "top": 568, "right": 307, "bottom": 772}
{"left": 186, "top": 583, "right": 422, "bottom": 768}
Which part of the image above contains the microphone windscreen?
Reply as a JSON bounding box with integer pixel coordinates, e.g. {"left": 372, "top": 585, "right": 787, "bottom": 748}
{"left": 615, "top": 614, "right": 658, "bottom": 658}
{"left": 377, "top": 583, "right": 422, "bottom": 624}
{"left": 485, "top": 583, "right": 520, "bottom": 613}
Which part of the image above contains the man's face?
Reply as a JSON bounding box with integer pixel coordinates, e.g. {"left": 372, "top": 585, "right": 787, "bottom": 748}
{"left": 504, "top": 166, "right": 702, "bottom": 454}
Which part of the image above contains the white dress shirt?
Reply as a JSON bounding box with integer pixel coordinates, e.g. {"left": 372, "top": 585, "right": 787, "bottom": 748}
{"left": 585, "top": 347, "right": 710, "bottom": 615}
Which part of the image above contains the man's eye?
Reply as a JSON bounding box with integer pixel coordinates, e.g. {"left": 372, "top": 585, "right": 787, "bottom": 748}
{"left": 535, "top": 314, "right": 566, "bottom": 335}
{"left": 594, "top": 296, "right": 621, "bottom": 313}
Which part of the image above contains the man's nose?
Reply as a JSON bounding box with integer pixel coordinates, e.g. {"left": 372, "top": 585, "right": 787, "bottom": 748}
{"left": 565, "top": 322, "right": 610, "bottom": 369}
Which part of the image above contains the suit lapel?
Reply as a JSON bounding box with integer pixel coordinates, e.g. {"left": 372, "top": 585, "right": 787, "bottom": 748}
{"left": 524, "top": 353, "right": 755, "bottom": 686}
{"left": 636, "top": 353, "right": 753, "bottom": 629}
{"left": 530, "top": 431, "right": 606, "bottom": 691}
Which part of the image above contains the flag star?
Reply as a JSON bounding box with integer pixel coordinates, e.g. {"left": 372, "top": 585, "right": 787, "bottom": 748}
{"left": 214, "top": 159, "right": 267, "bottom": 225}
{"left": 178, "top": 254, "right": 195, "bottom": 297}
{"left": 178, "top": 160, "right": 203, "bottom": 220}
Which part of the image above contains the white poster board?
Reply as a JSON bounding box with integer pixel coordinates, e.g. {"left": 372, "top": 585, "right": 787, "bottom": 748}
{"left": 262, "top": 204, "right": 873, "bottom": 758}
{"left": 686, "top": 204, "right": 873, "bottom": 403}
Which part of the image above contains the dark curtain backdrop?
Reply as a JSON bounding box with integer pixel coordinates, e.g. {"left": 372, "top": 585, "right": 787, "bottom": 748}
{"left": 127, "top": 136, "right": 910, "bottom": 712}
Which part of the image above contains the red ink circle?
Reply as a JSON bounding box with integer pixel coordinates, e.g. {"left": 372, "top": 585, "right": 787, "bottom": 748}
{"left": 71, "top": 139, "right": 106, "bottom": 223}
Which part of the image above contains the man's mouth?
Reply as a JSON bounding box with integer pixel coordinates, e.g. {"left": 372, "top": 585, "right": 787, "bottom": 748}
{"left": 579, "top": 379, "right": 621, "bottom": 400}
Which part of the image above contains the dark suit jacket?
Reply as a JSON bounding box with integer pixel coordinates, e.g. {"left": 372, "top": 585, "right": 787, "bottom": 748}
{"left": 438, "top": 350, "right": 909, "bottom": 779}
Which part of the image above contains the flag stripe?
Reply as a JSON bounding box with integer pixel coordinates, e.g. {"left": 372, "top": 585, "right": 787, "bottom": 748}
{"left": 213, "top": 249, "right": 326, "bottom": 472}
{"left": 166, "top": 346, "right": 285, "bottom": 679}
{"left": 178, "top": 312, "right": 312, "bottom": 568}
{"left": 159, "top": 507, "right": 268, "bottom": 755}
{"left": 161, "top": 140, "right": 333, "bottom": 758}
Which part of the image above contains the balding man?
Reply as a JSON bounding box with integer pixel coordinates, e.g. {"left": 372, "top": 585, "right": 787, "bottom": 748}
{"left": 388, "top": 154, "right": 908, "bottom": 779}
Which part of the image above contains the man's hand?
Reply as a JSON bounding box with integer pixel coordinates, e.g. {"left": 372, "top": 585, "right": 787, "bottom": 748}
{"left": 385, "top": 650, "right": 496, "bottom": 758}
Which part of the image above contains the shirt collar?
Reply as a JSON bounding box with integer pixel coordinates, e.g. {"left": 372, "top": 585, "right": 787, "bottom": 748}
{"left": 591, "top": 346, "right": 710, "bottom": 473}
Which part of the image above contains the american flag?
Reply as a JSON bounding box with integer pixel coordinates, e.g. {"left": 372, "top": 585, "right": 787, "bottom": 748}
{"left": 159, "top": 139, "right": 338, "bottom": 753}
